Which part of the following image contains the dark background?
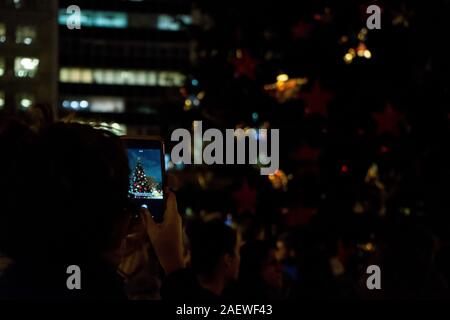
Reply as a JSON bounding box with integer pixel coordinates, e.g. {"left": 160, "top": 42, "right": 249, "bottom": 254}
{"left": 1, "top": 0, "right": 450, "bottom": 299}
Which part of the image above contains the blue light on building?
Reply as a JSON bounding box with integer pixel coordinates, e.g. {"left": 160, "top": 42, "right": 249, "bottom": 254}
{"left": 58, "top": 10, "right": 192, "bottom": 31}
{"left": 58, "top": 10, "right": 128, "bottom": 29}
{"left": 157, "top": 14, "right": 192, "bottom": 31}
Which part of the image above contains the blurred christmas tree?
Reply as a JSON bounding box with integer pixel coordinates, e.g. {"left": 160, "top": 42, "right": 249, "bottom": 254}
{"left": 173, "top": 0, "right": 450, "bottom": 221}
{"left": 131, "top": 158, "right": 151, "bottom": 194}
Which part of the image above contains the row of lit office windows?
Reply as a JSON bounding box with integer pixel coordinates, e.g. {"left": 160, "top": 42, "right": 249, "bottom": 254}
{"left": 0, "top": 23, "right": 37, "bottom": 45}
{"left": 0, "top": 93, "right": 128, "bottom": 115}
{"left": 1, "top": 58, "right": 186, "bottom": 87}
{"left": 60, "top": 97, "right": 125, "bottom": 113}
{"left": 59, "top": 68, "right": 185, "bottom": 87}
{"left": 0, "top": 93, "right": 130, "bottom": 114}
{"left": 58, "top": 10, "right": 192, "bottom": 31}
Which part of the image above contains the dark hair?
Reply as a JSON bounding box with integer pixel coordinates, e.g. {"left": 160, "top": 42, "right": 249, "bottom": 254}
{"left": 0, "top": 117, "right": 39, "bottom": 258}
{"left": 187, "top": 219, "right": 237, "bottom": 278}
{"left": 239, "top": 240, "right": 274, "bottom": 283}
{"left": 1, "top": 122, "right": 130, "bottom": 263}
{"left": 239, "top": 215, "right": 264, "bottom": 243}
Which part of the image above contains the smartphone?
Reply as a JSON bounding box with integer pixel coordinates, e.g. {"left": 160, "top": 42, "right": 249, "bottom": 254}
{"left": 122, "top": 137, "right": 166, "bottom": 223}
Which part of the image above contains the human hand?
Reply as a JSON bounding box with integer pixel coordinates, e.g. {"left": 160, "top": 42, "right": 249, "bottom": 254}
{"left": 142, "top": 190, "right": 185, "bottom": 275}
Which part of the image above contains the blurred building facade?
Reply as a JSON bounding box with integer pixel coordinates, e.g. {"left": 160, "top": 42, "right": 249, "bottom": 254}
{"left": 0, "top": 0, "right": 58, "bottom": 114}
{"left": 58, "top": 0, "right": 193, "bottom": 135}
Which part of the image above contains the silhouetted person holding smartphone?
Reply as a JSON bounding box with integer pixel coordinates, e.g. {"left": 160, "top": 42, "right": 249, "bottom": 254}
{"left": 0, "top": 121, "right": 185, "bottom": 299}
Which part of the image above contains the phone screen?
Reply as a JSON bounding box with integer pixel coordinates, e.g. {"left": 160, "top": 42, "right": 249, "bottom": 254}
{"left": 123, "top": 138, "right": 165, "bottom": 223}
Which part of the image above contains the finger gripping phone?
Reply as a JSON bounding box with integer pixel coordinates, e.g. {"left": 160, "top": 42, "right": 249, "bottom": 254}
{"left": 122, "top": 137, "right": 166, "bottom": 223}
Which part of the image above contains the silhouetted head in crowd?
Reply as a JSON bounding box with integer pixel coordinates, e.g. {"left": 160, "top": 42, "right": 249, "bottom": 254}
{"left": 379, "top": 219, "right": 446, "bottom": 298}
{"left": 186, "top": 218, "right": 240, "bottom": 295}
{"left": 239, "top": 241, "right": 283, "bottom": 296}
{"left": 276, "top": 233, "right": 297, "bottom": 262}
{"left": 0, "top": 117, "right": 39, "bottom": 259}
{"left": 1, "top": 121, "right": 131, "bottom": 267}
{"left": 239, "top": 215, "right": 265, "bottom": 244}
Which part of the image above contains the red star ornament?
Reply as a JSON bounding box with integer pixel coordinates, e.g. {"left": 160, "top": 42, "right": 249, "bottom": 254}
{"left": 233, "top": 179, "right": 257, "bottom": 215}
{"left": 372, "top": 103, "right": 404, "bottom": 136}
{"left": 301, "top": 81, "right": 334, "bottom": 117}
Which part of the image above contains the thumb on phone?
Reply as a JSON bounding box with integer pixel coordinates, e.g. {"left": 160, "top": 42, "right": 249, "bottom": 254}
{"left": 140, "top": 207, "right": 156, "bottom": 233}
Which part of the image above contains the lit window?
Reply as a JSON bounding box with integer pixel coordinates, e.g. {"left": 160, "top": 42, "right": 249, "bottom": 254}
{"left": 158, "top": 71, "right": 185, "bottom": 87}
{"left": 15, "top": 57, "right": 39, "bottom": 78}
{"left": 61, "top": 99, "right": 89, "bottom": 111}
{"left": 147, "top": 71, "right": 157, "bottom": 86}
{"left": 13, "top": 0, "right": 23, "bottom": 9}
{"left": 74, "top": 120, "right": 127, "bottom": 136}
{"left": 68, "top": 68, "right": 81, "bottom": 82}
{"left": 0, "top": 91, "right": 5, "bottom": 110}
{"left": 179, "top": 15, "right": 192, "bottom": 25}
{"left": 16, "top": 26, "right": 36, "bottom": 45}
{"left": 135, "top": 71, "right": 146, "bottom": 85}
{"left": 157, "top": 14, "right": 192, "bottom": 31}
{"left": 93, "top": 122, "right": 126, "bottom": 136}
{"left": 16, "top": 93, "right": 34, "bottom": 110}
{"left": 61, "top": 97, "right": 125, "bottom": 113}
{"left": 157, "top": 15, "right": 179, "bottom": 31}
{"left": 93, "top": 69, "right": 104, "bottom": 83}
{"left": 59, "top": 68, "right": 70, "bottom": 82}
{"left": 79, "top": 100, "right": 89, "bottom": 109}
{"left": 61, "top": 68, "right": 94, "bottom": 84}
{"left": 70, "top": 101, "right": 79, "bottom": 109}
{"left": 174, "top": 73, "right": 185, "bottom": 86}
{"left": 121, "top": 70, "right": 135, "bottom": 85}
{"left": 94, "top": 12, "right": 127, "bottom": 28}
{"left": 5, "top": 0, "right": 23, "bottom": 9}
{"left": 158, "top": 72, "right": 170, "bottom": 86}
{"left": 90, "top": 97, "right": 125, "bottom": 113}
{"left": 80, "top": 69, "right": 93, "bottom": 83}
{"left": 109, "top": 123, "right": 127, "bottom": 136}
{"left": 104, "top": 70, "right": 115, "bottom": 84}
{"left": 0, "top": 24, "right": 6, "bottom": 43}
{"left": 0, "top": 57, "right": 5, "bottom": 77}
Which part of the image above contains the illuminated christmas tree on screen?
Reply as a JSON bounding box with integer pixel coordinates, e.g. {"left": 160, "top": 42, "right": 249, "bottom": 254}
{"left": 131, "top": 158, "right": 151, "bottom": 194}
